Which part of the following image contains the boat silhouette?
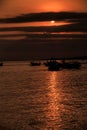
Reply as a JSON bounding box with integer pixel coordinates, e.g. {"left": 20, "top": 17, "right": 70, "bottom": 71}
{"left": 30, "top": 61, "right": 41, "bottom": 66}
{"left": 44, "top": 58, "right": 61, "bottom": 71}
{"left": 61, "top": 60, "right": 81, "bottom": 69}
{"left": 45, "top": 59, "right": 81, "bottom": 71}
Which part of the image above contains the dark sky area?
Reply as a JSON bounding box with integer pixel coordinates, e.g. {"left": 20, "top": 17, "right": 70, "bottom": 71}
{"left": 0, "top": 0, "right": 87, "bottom": 60}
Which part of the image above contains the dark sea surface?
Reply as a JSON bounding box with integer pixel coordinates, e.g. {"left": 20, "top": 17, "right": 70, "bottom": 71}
{"left": 0, "top": 61, "right": 87, "bottom": 130}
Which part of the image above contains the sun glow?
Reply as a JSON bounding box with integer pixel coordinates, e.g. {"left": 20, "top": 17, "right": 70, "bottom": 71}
{"left": 51, "top": 20, "right": 55, "bottom": 24}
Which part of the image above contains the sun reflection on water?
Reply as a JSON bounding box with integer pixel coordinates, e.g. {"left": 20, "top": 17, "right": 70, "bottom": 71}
{"left": 46, "top": 72, "right": 62, "bottom": 127}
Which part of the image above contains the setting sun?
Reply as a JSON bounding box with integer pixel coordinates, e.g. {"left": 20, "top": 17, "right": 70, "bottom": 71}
{"left": 51, "top": 20, "right": 55, "bottom": 24}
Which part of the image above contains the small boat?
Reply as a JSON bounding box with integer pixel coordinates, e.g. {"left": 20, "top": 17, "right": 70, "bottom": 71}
{"left": 30, "top": 61, "right": 41, "bottom": 66}
{"left": 46, "top": 59, "right": 60, "bottom": 71}
{"left": 44, "top": 58, "right": 59, "bottom": 67}
{"left": 61, "top": 60, "right": 81, "bottom": 69}
{"left": 48, "top": 63, "right": 60, "bottom": 71}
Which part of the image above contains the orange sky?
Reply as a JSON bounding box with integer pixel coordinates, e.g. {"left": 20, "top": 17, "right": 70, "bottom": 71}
{"left": 0, "top": 0, "right": 87, "bottom": 41}
{"left": 0, "top": 0, "right": 87, "bottom": 60}
{"left": 0, "top": 0, "right": 87, "bottom": 18}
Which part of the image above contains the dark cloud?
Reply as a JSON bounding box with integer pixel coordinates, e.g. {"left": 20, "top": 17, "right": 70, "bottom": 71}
{"left": 0, "top": 12, "right": 87, "bottom": 23}
{"left": 0, "top": 12, "right": 87, "bottom": 33}
{"left": 0, "top": 21, "right": 87, "bottom": 33}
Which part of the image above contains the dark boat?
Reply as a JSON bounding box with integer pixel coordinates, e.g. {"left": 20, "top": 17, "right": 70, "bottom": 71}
{"left": 46, "top": 59, "right": 60, "bottom": 71}
{"left": 30, "top": 61, "right": 41, "bottom": 66}
{"left": 47, "top": 58, "right": 81, "bottom": 71}
{"left": 61, "top": 60, "right": 81, "bottom": 69}
{"left": 48, "top": 63, "right": 60, "bottom": 71}
{"left": 44, "top": 58, "right": 59, "bottom": 67}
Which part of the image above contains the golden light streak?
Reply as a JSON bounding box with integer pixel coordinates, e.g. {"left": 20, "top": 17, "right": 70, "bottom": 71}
{"left": 46, "top": 72, "right": 61, "bottom": 125}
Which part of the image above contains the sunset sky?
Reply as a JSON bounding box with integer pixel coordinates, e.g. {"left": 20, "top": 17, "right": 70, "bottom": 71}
{"left": 0, "top": 0, "right": 87, "bottom": 18}
{"left": 0, "top": 0, "right": 87, "bottom": 60}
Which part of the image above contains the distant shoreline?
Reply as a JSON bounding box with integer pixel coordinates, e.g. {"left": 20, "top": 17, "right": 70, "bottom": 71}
{"left": 1, "top": 56, "right": 87, "bottom": 61}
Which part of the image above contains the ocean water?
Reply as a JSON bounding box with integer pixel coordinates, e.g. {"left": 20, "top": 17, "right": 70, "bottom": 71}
{"left": 0, "top": 61, "right": 87, "bottom": 130}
